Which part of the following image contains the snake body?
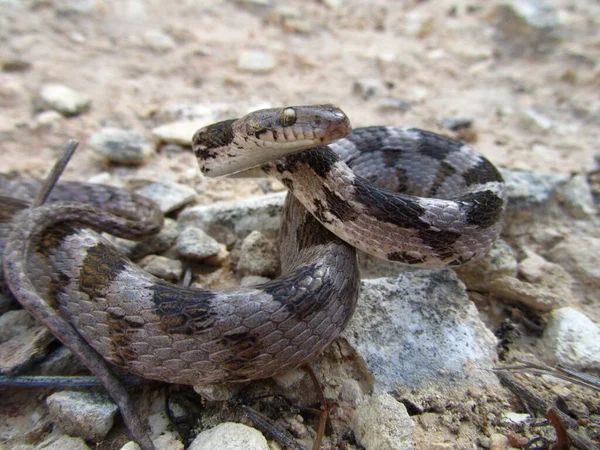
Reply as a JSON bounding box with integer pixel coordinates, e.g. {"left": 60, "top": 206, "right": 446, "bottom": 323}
{"left": 2, "top": 105, "right": 505, "bottom": 389}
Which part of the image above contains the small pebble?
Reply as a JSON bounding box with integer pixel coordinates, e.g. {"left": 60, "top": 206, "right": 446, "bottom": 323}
{"left": 39, "top": 83, "right": 91, "bottom": 117}
{"left": 440, "top": 117, "right": 473, "bottom": 131}
{"left": 237, "top": 50, "right": 277, "bottom": 73}
{"left": 139, "top": 255, "right": 183, "bottom": 282}
{"left": 46, "top": 391, "right": 118, "bottom": 442}
{"left": 236, "top": 231, "right": 279, "bottom": 277}
{"left": 189, "top": 422, "right": 269, "bottom": 450}
{"left": 378, "top": 98, "right": 411, "bottom": 112}
{"left": 176, "top": 227, "right": 222, "bottom": 260}
{"left": 142, "top": 29, "right": 176, "bottom": 52}
{"left": 353, "top": 78, "right": 381, "bottom": 99}
{"left": 89, "top": 128, "right": 154, "bottom": 164}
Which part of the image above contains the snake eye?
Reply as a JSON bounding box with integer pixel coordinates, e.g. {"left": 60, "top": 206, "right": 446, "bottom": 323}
{"left": 280, "top": 107, "right": 297, "bottom": 127}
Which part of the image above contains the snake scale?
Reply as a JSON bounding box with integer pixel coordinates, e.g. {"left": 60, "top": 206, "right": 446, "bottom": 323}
{"left": 1, "top": 105, "right": 505, "bottom": 448}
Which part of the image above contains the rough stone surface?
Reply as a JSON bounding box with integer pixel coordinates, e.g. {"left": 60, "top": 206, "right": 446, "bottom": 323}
{"left": 486, "top": 250, "right": 573, "bottom": 311}
{"left": 119, "top": 442, "right": 141, "bottom": 450}
{"left": 0, "top": 308, "right": 35, "bottom": 342}
{"left": 46, "top": 391, "right": 118, "bottom": 442}
{"left": 342, "top": 270, "right": 498, "bottom": 390}
{"left": 0, "top": 326, "right": 54, "bottom": 374}
{"left": 135, "top": 181, "right": 197, "bottom": 213}
{"left": 555, "top": 174, "right": 597, "bottom": 219}
{"left": 39, "top": 83, "right": 91, "bottom": 116}
{"left": 236, "top": 230, "right": 279, "bottom": 277}
{"left": 352, "top": 394, "right": 413, "bottom": 450}
{"left": 547, "top": 236, "right": 600, "bottom": 302}
{"left": 539, "top": 307, "right": 600, "bottom": 370}
{"left": 139, "top": 255, "right": 183, "bottom": 282}
{"left": 189, "top": 422, "right": 269, "bottom": 450}
{"left": 89, "top": 128, "right": 154, "bottom": 164}
{"left": 176, "top": 227, "right": 222, "bottom": 260}
{"left": 178, "top": 192, "right": 285, "bottom": 240}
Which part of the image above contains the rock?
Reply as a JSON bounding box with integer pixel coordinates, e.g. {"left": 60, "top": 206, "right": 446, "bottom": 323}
{"left": 189, "top": 422, "right": 269, "bottom": 450}
{"left": 539, "top": 307, "right": 600, "bottom": 370}
{"left": 178, "top": 192, "right": 286, "bottom": 241}
{"left": 555, "top": 174, "right": 597, "bottom": 219}
{"left": 36, "top": 435, "right": 91, "bottom": 450}
{"left": 139, "top": 255, "right": 183, "bottom": 282}
{"left": 501, "top": 169, "right": 567, "bottom": 212}
{"left": 152, "top": 119, "right": 209, "bottom": 146}
{"left": 0, "top": 326, "right": 54, "bottom": 374}
{"left": 237, "top": 51, "right": 276, "bottom": 73}
{"left": 352, "top": 394, "right": 413, "bottom": 450}
{"left": 342, "top": 270, "right": 498, "bottom": 390}
{"left": 500, "top": 412, "right": 531, "bottom": 426}
{"left": 135, "top": 182, "right": 196, "bottom": 213}
{"left": 486, "top": 250, "right": 572, "bottom": 311}
{"left": 32, "top": 110, "right": 64, "bottom": 131}
{"left": 39, "top": 83, "right": 91, "bottom": 117}
{"left": 454, "top": 239, "right": 517, "bottom": 292}
{"left": 492, "top": 0, "right": 560, "bottom": 56}
{"left": 547, "top": 236, "right": 600, "bottom": 302}
{"left": 119, "top": 442, "right": 141, "bottom": 450}
{"left": 176, "top": 227, "right": 222, "bottom": 260}
{"left": 193, "top": 384, "right": 238, "bottom": 402}
{"left": 489, "top": 433, "right": 509, "bottom": 450}
{"left": 34, "top": 346, "right": 85, "bottom": 376}
{"left": 89, "top": 128, "right": 154, "bottom": 164}
{"left": 353, "top": 78, "right": 381, "bottom": 99}
{"left": 110, "top": 217, "right": 179, "bottom": 260}
{"left": 378, "top": 98, "right": 411, "bottom": 113}
{"left": 0, "top": 309, "right": 35, "bottom": 342}
{"left": 46, "top": 391, "right": 118, "bottom": 442}
{"left": 142, "top": 29, "right": 176, "bottom": 52}
{"left": 236, "top": 230, "right": 279, "bottom": 277}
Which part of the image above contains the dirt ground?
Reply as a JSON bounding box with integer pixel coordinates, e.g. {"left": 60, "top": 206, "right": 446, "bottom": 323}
{"left": 1, "top": 0, "right": 599, "bottom": 449}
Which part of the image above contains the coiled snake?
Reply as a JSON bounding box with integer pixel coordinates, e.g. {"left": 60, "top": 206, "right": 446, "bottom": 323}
{"left": 1, "top": 105, "right": 505, "bottom": 449}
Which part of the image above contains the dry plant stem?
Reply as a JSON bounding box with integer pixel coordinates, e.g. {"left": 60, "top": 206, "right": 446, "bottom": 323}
{"left": 240, "top": 404, "right": 305, "bottom": 450}
{"left": 495, "top": 361, "right": 600, "bottom": 392}
{"left": 547, "top": 407, "right": 571, "bottom": 450}
{"left": 3, "top": 142, "right": 157, "bottom": 450}
{"left": 304, "top": 364, "right": 328, "bottom": 450}
{"left": 32, "top": 139, "right": 78, "bottom": 207}
{"left": 498, "top": 373, "right": 596, "bottom": 450}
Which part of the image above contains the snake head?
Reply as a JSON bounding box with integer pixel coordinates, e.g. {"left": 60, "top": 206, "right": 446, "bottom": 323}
{"left": 193, "top": 104, "right": 352, "bottom": 177}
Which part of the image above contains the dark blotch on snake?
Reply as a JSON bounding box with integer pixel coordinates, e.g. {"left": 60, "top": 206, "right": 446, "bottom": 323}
{"left": 413, "top": 129, "right": 462, "bottom": 161}
{"left": 462, "top": 158, "right": 503, "bottom": 186}
{"left": 460, "top": 190, "right": 505, "bottom": 228}
{"left": 149, "top": 282, "right": 217, "bottom": 335}
{"left": 322, "top": 184, "right": 359, "bottom": 222}
{"left": 283, "top": 146, "right": 339, "bottom": 179}
{"left": 428, "top": 161, "right": 457, "bottom": 197}
{"left": 417, "top": 229, "right": 462, "bottom": 261}
{"left": 296, "top": 213, "right": 344, "bottom": 251}
{"left": 352, "top": 177, "right": 429, "bottom": 229}
{"left": 387, "top": 252, "right": 426, "bottom": 265}
{"left": 79, "top": 242, "right": 127, "bottom": 299}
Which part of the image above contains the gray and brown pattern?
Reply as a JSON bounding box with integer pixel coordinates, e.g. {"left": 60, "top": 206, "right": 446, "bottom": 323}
{"left": 2, "top": 105, "right": 504, "bottom": 436}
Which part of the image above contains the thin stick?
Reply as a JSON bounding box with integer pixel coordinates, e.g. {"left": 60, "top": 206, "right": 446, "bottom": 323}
{"left": 304, "top": 364, "right": 328, "bottom": 450}
{"left": 32, "top": 139, "right": 78, "bottom": 207}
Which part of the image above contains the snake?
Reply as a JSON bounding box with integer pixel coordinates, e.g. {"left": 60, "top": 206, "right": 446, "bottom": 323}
{"left": 1, "top": 105, "right": 505, "bottom": 448}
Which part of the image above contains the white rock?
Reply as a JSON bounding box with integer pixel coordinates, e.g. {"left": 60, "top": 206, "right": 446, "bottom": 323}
{"left": 139, "top": 255, "right": 183, "bottom": 282}
{"left": 539, "top": 307, "right": 600, "bottom": 370}
{"left": 35, "top": 434, "right": 91, "bottom": 450}
{"left": 352, "top": 394, "right": 413, "bottom": 450}
{"left": 46, "top": 391, "right": 118, "bottom": 442}
{"left": 500, "top": 412, "right": 531, "bottom": 426}
{"left": 189, "top": 422, "right": 269, "bottom": 450}
{"left": 237, "top": 51, "right": 276, "bottom": 73}
{"left": 119, "top": 442, "right": 141, "bottom": 450}
{"left": 152, "top": 119, "right": 210, "bottom": 146}
{"left": 342, "top": 270, "right": 498, "bottom": 390}
{"left": 176, "top": 227, "right": 222, "bottom": 260}
{"left": 39, "top": 83, "right": 91, "bottom": 116}
{"left": 143, "top": 29, "right": 176, "bottom": 52}
{"left": 555, "top": 174, "right": 597, "bottom": 219}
